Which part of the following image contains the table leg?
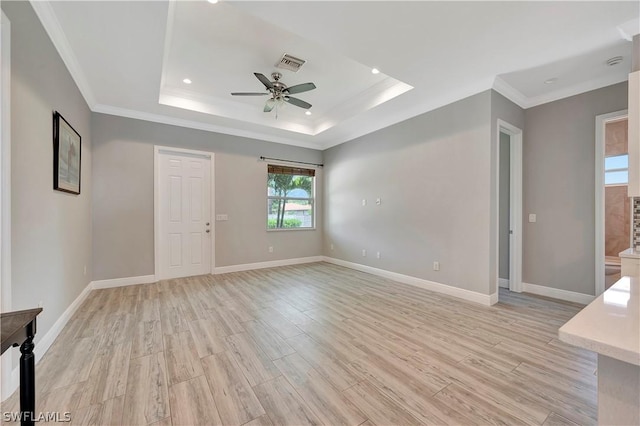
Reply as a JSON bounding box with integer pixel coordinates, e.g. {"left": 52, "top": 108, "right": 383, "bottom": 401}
{"left": 19, "top": 336, "right": 35, "bottom": 426}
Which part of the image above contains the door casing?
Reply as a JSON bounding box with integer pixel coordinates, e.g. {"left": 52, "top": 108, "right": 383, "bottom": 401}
{"left": 495, "top": 119, "right": 523, "bottom": 295}
{"left": 595, "top": 110, "right": 628, "bottom": 295}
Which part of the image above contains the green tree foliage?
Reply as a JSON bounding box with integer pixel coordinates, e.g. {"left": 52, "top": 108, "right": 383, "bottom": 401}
{"left": 268, "top": 173, "right": 312, "bottom": 228}
{"left": 267, "top": 218, "right": 302, "bottom": 228}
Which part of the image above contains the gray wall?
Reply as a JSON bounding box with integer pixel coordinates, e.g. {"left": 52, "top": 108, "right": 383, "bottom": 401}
{"left": 2, "top": 1, "right": 92, "bottom": 358}
{"left": 523, "top": 82, "right": 628, "bottom": 295}
{"left": 323, "top": 91, "right": 493, "bottom": 296}
{"left": 91, "top": 114, "right": 323, "bottom": 280}
{"left": 499, "top": 132, "right": 510, "bottom": 280}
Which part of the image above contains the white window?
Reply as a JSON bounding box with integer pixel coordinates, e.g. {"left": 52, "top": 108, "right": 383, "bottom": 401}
{"left": 267, "top": 165, "right": 315, "bottom": 229}
{"left": 604, "top": 154, "right": 629, "bottom": 185}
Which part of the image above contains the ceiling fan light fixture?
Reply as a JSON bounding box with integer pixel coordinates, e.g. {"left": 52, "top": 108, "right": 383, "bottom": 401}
{"left": 305, "top": 111, "right": 312, "bottom": 116}
{"left": 371, "top": 68, "right": 380, "bottom": 75}
{"left": 232, "top": 72, "right": 315, "bottom": 117}
{"left": 182, "top": 78, "right": 192, "bottom": 84}
{"left": 207, "top": 0, "right": 219, "bottom": 4}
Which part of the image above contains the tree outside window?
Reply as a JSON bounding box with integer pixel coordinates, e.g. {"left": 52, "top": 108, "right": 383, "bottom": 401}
{"left": 267, "top": 165, "right": 315, "bottom": 229}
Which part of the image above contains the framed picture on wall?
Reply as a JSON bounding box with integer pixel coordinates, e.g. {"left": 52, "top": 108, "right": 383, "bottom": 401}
{"left": 53, "top": 111, "right": 81, "bottom": 194}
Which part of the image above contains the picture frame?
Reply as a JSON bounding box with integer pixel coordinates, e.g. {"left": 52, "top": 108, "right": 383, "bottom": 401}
{"left": 53, "top": 111, "right": 81, "bottom": 195}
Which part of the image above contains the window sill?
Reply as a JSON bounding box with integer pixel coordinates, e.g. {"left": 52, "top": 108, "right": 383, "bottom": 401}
{"left": 266, "top": 227, "right": 316, "bottom": 232}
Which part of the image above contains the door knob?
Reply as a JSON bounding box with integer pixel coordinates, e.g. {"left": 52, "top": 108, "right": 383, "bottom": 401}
{"left": 206, "top": 229, "right": 210, "bottom": 233}
{"left": 206, "top": 222, "right": 210, "bottom": 226}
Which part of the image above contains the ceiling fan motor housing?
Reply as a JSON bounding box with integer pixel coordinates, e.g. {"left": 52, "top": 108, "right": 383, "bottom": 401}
{"left": 270, "top": 73, "right": 288, "bottom": 94}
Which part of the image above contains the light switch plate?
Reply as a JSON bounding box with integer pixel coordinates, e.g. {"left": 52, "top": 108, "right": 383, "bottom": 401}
{"left": 216, "top": 214, "right": 228, "bottom": 221}
{"left": 529, "top": 213, "right": 536, "bottom": 223}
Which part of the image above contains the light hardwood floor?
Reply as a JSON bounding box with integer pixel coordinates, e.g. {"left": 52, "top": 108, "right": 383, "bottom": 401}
{"left": 2, "top": 262, "right": 596, "bottom": 425}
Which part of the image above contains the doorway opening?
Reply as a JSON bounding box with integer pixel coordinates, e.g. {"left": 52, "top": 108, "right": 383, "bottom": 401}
{"left": 154, "top": 146, "right": 215, "bottom": 280}
{"left": 595, "top": 110, "right": 629, "bottom": 295}
{"left": 496, "top": 120, "right": 523, "bottom": 298}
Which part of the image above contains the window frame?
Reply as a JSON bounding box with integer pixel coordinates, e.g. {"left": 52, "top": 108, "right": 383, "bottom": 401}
{"left": 604, "top": 153, "right": 629, "bottom": 186}
{"left": 266, "top": 167, "right": 316, "bottom": 231}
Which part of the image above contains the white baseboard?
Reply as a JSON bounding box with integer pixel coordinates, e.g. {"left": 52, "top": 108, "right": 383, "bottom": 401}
{"left": 322, "top": 256, "right": 496, "bottom": 306}
{"left": 498, "top": 278, "right": 509, "bottom": 289}
{"left": 522, "top": 282, "right": 595, "bottom": 305}
{"left": 3, "top": 280, "right": 93, "bottom": 401}
{"left": 91, "top": 274, "right": 156, "bottom": 289}
{"left": 213, "top": 256, "right": 324, "bottom": 274}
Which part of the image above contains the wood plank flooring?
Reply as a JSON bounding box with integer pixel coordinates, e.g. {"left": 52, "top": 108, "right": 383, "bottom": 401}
{"left": 1, "top": 262, "right": 596, "bottom": 425}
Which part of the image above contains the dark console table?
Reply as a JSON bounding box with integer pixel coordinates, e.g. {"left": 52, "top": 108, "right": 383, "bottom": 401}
{"left": 1, "top": 308, "right": 42, "bottom": 426}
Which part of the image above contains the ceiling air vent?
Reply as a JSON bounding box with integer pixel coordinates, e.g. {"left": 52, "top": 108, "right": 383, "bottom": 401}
{"left": 606, "top": 56, "right": 624, "bottom": 66}
{"left": 276, "top": 54, "right": 306, "bottom": 72}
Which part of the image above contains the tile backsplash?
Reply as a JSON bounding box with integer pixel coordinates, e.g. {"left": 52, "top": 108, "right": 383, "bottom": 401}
{"left": 634, "top": 197, "right": 640, "bottom": 249}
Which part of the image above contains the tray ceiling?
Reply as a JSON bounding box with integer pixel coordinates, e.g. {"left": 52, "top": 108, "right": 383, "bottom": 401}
{"left": 34, "top": 1, "right": 639, "bottom": 149}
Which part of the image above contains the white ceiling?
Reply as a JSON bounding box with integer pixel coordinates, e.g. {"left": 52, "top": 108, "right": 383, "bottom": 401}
{"left": 33, "top": 1, "right": 639, "bottom": 150}
{"left": 159, "top": 1, "right": 412, "bottom": 136}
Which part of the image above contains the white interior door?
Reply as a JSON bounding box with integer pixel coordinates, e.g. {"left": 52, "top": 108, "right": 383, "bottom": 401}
{"left": 158, "top": 151, "right": 211, "bottom": 279}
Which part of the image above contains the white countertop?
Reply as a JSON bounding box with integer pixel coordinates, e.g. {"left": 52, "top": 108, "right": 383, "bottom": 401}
{"left": 559, "top": 276, "right": 640, "bottom": 366}
{"left": 619, "top": 248, "right": 640, "bottom": 259}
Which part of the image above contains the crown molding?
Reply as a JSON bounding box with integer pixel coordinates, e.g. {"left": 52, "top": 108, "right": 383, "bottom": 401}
{"left": 492, "top": 76, "right": 528, "bottom": 108}
{"left": 30, "top": 0, "right": 633, "bottom": 151}
{"left": 617, "top": 17, "right": 640, "bottom": 41}
{"left": 493, "top": 73, "right": 629, "bottom": 110}
{"left": 92, "top": 104, "right": 323, "bottom": 150}
{"left": 29, "top": 0, "right": 97, "bottom": 109}
{"left": 525, "top": 73, "right": 629, "bottom": 109}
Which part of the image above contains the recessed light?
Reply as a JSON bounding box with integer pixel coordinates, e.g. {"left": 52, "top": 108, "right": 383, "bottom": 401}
{"left": 544, "top": 78, "right": 558, "bottom": 85}
{"left": 183, "top": 78, "right": 192, "bottom": 84}
{"left": 207, "top": 0, "right": 219, "bottom": 3}
{"left": 305, "top": 111, "right": 312, "bottom": 116}
{"left": 371, "top": 68, "right": 380, "bottom": 75}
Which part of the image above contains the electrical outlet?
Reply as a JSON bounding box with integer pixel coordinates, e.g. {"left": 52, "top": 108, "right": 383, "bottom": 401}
{"left": 376, "top": 251, "right": 381, "bottom": 259}
{"left": 376, "top": 198, "right": 381, "bottom": 205}
{"left": 433, "top": 261, "right": 440, "bottom": 271}
{"left": 362, "top": 199, "right": 367, "bottom": 206}
{"left": 362, "top": 249, "right": 367, "bottom": 257}
{"left": 330, "top": 243, "right": 334, "bottom": 250}
{"left": 268, "top": 246, "right": 274, "bottom": 253}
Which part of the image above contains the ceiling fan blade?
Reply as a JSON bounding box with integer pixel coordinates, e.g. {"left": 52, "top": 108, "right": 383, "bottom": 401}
{"left": 284, "top": 82, "right": 316, "bottom": 95}
{"left": 254, "top": 73, "right": 274, "bottom": 90}
{"left": 264, "top": 98, "right": 275, "bottom": 112}
{"left": 231, "top": 92, "right": 269, "bottom": 96}
{"left": 284, "top": 96, "right": 312, "bottom": 109}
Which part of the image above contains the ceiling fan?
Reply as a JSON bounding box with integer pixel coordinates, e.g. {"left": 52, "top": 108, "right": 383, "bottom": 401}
{"left": 231, "top": 72, "right": 316, "bottom": 115}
